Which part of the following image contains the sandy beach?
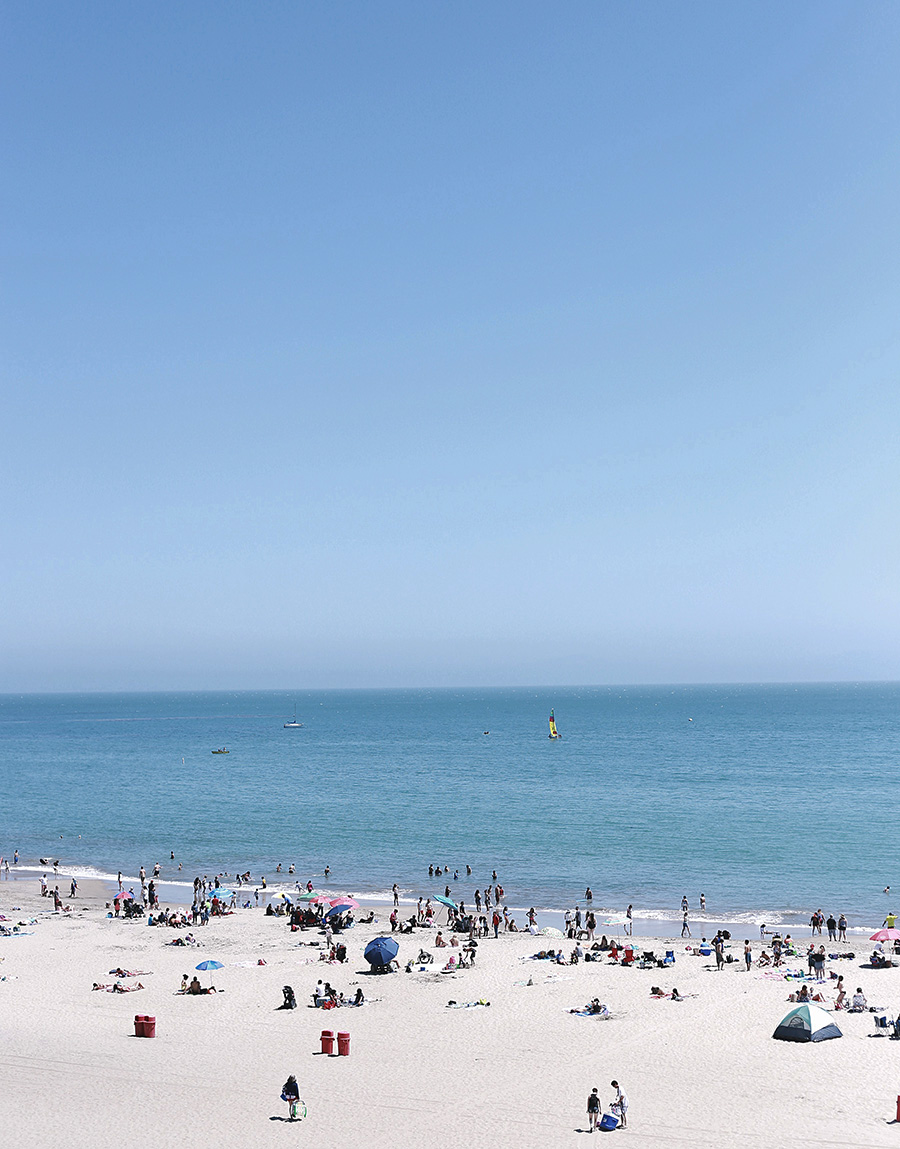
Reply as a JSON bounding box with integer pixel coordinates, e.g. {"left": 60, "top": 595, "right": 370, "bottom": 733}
{"left": 1, "top": 873, "right": 898, "bottom": 1148}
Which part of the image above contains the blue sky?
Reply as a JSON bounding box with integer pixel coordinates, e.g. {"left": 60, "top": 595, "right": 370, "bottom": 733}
{"left": 2, "top": 2, "right": 899, "bottom": 690}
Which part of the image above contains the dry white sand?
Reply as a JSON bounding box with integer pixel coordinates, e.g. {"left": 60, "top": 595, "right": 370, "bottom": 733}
{"left": 1, "top": 877, "right": 898, "bottom": 1148}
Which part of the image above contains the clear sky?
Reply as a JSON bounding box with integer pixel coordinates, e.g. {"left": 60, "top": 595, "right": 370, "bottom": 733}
{"left": 2, "top": 2, "right": 899, "bottom": 691}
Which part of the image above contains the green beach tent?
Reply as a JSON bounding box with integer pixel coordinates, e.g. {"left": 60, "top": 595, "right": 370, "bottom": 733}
{"left": 773, "top": 1003, "right": 842, "bottom": 1043}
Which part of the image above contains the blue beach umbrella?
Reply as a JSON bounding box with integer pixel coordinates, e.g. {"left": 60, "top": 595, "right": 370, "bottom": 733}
{"left": 433, "top": 894, "right": 458, "bottom": 910}
{"left": 196, "top": 959, "right": 224, "bottom": 987}
{"left": 210, "top": 890, "right": 234, "bottom": 900}
{"left": 364, "top": 936, "right": 399, "bottom": 968}
{"left": 325, "top": 902, "right": 353, "bottom": 918}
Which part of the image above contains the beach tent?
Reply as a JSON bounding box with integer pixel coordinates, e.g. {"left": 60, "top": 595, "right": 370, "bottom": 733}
{"left": 773, "top": 1003, "right": 842, "bottom": 1043}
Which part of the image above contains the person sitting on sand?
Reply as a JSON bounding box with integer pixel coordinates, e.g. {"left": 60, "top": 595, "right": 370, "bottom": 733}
{"left": 788, "top": 984, "right": 811, "bottom": 1004}
{"left": 434, "top": 931, "right": 447, "bottom": 947}
{"left": 180, "top": 974, "right": 189, "bottom": 992}
{"left": 354, "top": 987, "right": 364, "bottom": 1005}
{"left": 756, "top": 951, "right": 771, "bottom": 966}
{"left": 850, "top": 988, "right": 867, "bottom": 1012}
{"left": 188, "top": 976, "right": 215, "bottom": 995}
{"left": 671, "top": 987, "right": 683, "bottom": 1001}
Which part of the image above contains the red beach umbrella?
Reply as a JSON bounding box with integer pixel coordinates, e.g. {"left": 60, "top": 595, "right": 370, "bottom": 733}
{"left": 869, "top": 928, "right": 900, "bottom": 942}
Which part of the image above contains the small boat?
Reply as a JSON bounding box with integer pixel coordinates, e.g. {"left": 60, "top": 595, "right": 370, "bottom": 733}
{"left": 548, "top": 710, "right": 561, "bottom": 739}
{"left": 284, "top": 708, "right": 303, "bottom": 729}
{"left": 211, "top": 747, "right": 229, "bottom": 754}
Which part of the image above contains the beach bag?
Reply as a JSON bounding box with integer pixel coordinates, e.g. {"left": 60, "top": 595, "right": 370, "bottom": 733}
{"left": 599, "top": 1113, "right": 619, "bottom": 1131}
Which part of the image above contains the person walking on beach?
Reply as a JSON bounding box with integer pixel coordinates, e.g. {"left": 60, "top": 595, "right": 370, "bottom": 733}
{"left": 392, "top": 884, "right": 399, "bottom": 908}
{"left": 681, "top": 912, "right": 691, "bottom": 937}
{"left": 625, "top": 905, "right": 633, "bottom": 936}
{"left": 587, "top": 1087, "right": 601, "bottom": 1132}
{"left": 70, "top": 877, "right": 77, "bottom": 899}
{"left": 610, "top": 1081, "right": 628, "bottom": 1128}
{"left": 714, "top": 936, "right": 724, "bottom": 970}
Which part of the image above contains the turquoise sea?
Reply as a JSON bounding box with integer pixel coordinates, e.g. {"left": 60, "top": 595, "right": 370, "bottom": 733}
{"left": 0, "top": 685, "right": 897, "bottom": 929}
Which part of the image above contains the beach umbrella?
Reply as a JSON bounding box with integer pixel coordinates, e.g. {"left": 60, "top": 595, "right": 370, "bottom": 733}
{"left": 870, "top": 928, "right": 900, "bottom": 942}
{"left": 113, "top": 890, "right": 131, "bottom": 902}
{"left": 272, "top": 891, "right": 292, "bottom": 902}
{"left": 308, "top": 895, "right": 331, "bottom": 905}
{"left": 211, "top": 890, "right": 234, "bottom": 900}
{"left": 603, "top": 919, "right": 627, "bottom": 928}
{"left": 195, "top": 959, "right": 224, "bottom": 987}
{"left": 325, "top": 902, "right": 354, "bottom": 918}
{"left": 433, "top": 894, "right": 458, "bottom": 910}
{"left": 295, "top": 890, "right": 319, "bottom": 901}
{"left": 329, "top": 897, "right": 359, "bottom": 908}
{"left": 364, "top": 936, "right": 399, "bottom": 968}
{"left": 540, "top": 926, "right": 564, "bottom": 938}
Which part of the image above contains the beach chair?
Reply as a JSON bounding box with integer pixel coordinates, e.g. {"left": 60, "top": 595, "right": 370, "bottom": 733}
{"left": 664, "top": 950, "right": 675, "bottom": 964}
{"left": 638, "top": 951, "right": 656, "bottom": 968}
{"left": 621, "top": 947, "right": 635, "bottom": 966}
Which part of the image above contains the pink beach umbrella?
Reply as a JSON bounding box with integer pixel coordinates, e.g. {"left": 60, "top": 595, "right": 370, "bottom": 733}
{"left": 869, "top": 928, "right": 900, "bottom": 942}
{"left": 308, "top": 895, "right": 331, "bottom": 904}
{"left": 329, "top": 897, "right": 359, "bottom": 908}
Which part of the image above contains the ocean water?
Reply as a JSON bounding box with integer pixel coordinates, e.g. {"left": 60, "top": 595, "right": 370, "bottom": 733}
{"left": 0, "top": 685, "right": 897, "bottom": 928}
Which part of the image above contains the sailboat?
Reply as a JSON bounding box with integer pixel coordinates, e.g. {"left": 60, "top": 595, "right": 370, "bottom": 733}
{"left": 548, "top": 709, "right": 561, "bottom": 739}
{"left": 284, "top": 705, "right": 303, "bottom": 729}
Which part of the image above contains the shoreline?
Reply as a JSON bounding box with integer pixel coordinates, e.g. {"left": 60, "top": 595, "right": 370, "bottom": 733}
{"left": 4, "top": 854, "right": 886, "bottom": 939}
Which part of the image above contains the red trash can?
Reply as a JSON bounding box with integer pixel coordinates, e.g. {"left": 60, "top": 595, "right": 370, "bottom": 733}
{"left": 320, "top": 1029, "right": 334, "bottom": 1055}
{"left": 337, "top": 1031, "right": 350, "bottom": 1056}
{"left": 134, "top": 1014, "right": 146, "bottom": 1037}
{"left": 143, "top": 1016, "right": 156, "bottom": 1038}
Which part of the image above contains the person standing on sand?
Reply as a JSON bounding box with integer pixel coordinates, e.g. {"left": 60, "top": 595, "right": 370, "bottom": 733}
{"left": 826, "top": 914, "right": 837, "bottom": 941}
{"left": 587, "top": 1087, "right": 601, "bottom": 1132}
{"left": 838, "top": 914, "right": 847, "bottom": 942}
{"left": 392, "top": 884, "right": 399, "bottom": 907}
{"left": 610, "top": 1081, "right": 628, "bottom": 1128}
{"left": 70, "top": 877, "right": 77, "bottom": 899}
{"left": 625, "top": 905, "right": 633, "bottom": 936}
{"left": 682, "top": 912, "right": 691, "bottom": 938}
{"left": 744, "top": 939, "right": 752, "bottom": 970}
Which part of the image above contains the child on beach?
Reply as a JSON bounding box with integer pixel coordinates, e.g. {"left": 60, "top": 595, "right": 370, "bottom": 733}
{"left": 587, "top": 1088, "right": 600, "bottom": 1132}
